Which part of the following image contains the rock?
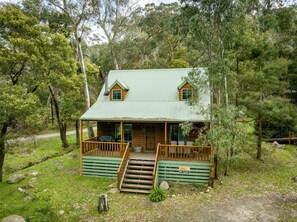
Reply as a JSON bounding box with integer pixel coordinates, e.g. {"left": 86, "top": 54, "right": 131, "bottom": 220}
{"left": 30, "top": 171, "right": 39, "bottom": 177}
{"left": 24, "top": 196, "right": 32, "bottom": 201}
{"left": 6, "top": 174, "right": 25, "bottom": 184}
{"left": 21, "top": 184, "right": 34, "bottom": 189}
{"left": 18, "top": 188, "right": 25, "bottom": 193}
{"left": 0, "top": 215, "right": 25, "bottom": 222}
{"left": 52, "top": 160, "right": 61, "bottom": 165}
{"left": 98, "top": 194, "right": 109, "bottom": 213}
{"left": 171, "top": 194, "right": 176, "bottom": 197}
{"left": 279, "top": 144, "right": 285, "bottom": 149}
{"left": 19, "top": 148, "right": 35, "bottom": 156}
{"left": 58, "top": 210, "right": 65, "bottom": 215}
{"left": 68, "top": 153, "right": 78, "bottom": 159}
{"left": 30, "top": 177, "right": 37, "bottom": 183}
{"left": 205, "top": 188, "right": 210, "bottom": 193}
{"left": 292, "top": 175, "right": 297, "bottom": 182}
{"left": 159, "top": 181, "right": 169, "bottom": 190}
{"left": 58, "top": 165, "right": 64, "bottom": 170}
{"left": 271, "top": 141, "right": 279, "bottom": 149}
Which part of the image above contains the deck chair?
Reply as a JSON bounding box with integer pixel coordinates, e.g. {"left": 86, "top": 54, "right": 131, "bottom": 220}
{"left": 169, "top": 141, "right": 177, "bottom": 158}
{"left": 184, "top": 141, "right": 193, "bottom": 158}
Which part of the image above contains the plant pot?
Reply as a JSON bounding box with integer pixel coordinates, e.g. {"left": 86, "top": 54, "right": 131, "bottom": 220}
{"left": 134, "top": 146, "right": 142, "bottom": 153}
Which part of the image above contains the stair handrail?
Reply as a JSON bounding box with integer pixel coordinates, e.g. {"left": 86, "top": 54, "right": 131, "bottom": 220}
{"left": 152, "top": 143, "right": 160, "bottom": 189}
{"left": 117, "top": 142, "right": 130, "bottom": 190}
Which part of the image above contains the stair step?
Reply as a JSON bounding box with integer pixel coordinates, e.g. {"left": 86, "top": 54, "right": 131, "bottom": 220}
{"left": 125, "top": 174, "right": 153, "bottom": 179}
{"left": 129, "top": 160, "right": 155, "bottom": 166}
{"left": 128, "top": 165, "right": 154, "bottom": 170}
{"left": 126, "top": 169, "right": 153, "bottom": 175}
{"left": 122, "top": 183, "right": 152, "bottom": 189}
{"left": 124, "top": 179, "right": 153, "bottom": 184}
{"left": 120, "top": 188, "right": 151, "bottom": 194}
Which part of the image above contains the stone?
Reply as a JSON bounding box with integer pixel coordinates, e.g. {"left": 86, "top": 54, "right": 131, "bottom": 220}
{"left": 292, "top": 176, "right": 297, "bottom": 182}
{"left": 18, "top": 188, "right": 25, "bottom": 193}
{"left": 68, "top": 153, "right": 78, "bottom": 159}
{"left": 271, "top": 141, "right": 279, "bottom": 148}
{"left": 30, "top": 177, "right": 37, "bottom": 183}
{"left": 30, "top": 171, "right": 39, "bottom": 177}
{"left": 24, "top": 196, "right": 32, "bottom": 201}
{"left": 58, "top": 210, "right": 65, "bottom": 215}
{"left": 21, "top": 184, "right": 34, "bottom": 189}
{"left": 171, "top": 194, "right": 176, "bottom": 197}
{"left": 0, "top": 215, "right": 25, "bottom": 222}
{"left": 52, "top": 160, "right": 61, "bottom": 165}
{"left": 58, "top": 165, "right": 64, "bottom": 170}
{"left": 6, "top": 174, "right": 25, "bottom": 184}
{"left": 159, "top": 181, "right": 169, "bottom": 190}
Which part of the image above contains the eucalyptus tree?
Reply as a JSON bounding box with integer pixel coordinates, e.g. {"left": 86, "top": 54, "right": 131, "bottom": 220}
{"left": 92, "top": 0, "right": 140, "bottom": 71}
{"left": 47, "top": 0, "right": 95, "bottom": 138}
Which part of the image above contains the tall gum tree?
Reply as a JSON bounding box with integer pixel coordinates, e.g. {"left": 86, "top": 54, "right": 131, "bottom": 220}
{"left": 48, "top": 0, "right": 95, "bottom": 138}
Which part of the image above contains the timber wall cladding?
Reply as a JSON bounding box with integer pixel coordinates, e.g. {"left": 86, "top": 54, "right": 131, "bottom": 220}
{"left": 82, "top": 156, "right": 121, "bottom": 178}
{"left": 178, "top": 82, "right": 191, "bottom": 101}
{"left": 132, "top": 123, "right": 146, "bottom": 149}
{"left": 157, "top": 160, "right": 210, "bottom": 184}
{"left": 109, "top": 84, "right": 128, "bottom": 101}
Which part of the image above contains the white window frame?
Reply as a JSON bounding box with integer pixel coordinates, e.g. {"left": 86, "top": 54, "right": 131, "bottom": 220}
{"left": 112, "top": 89, "right": 122, "bottom": 101}
{"left": 181, "top": 88, "right": 192, "bottom": 100}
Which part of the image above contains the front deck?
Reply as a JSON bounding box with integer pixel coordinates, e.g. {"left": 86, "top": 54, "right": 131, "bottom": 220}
{"left": 80, "top": 139, "right": 211, "bottom": 193}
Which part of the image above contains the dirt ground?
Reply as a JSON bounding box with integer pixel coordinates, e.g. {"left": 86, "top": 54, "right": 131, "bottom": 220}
{"left": 98, "top": 191, "right": 297, "bottom": 222}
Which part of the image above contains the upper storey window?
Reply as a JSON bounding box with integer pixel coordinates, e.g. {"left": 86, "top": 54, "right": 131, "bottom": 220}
{"left": 112, "top": 89, "right": 122, "bottom": 101}
{"left": 182, "top": 88, "right": 192, "bottom": 100}
{"left": 178, "top": 80, "right": 194, "bottom": 101}
{"left": 109, "top": 80, "right": 129, "bottom": 101}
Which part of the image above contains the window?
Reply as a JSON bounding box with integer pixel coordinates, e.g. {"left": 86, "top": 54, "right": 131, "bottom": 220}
{"left": 182, "top": 89, "right": 192, "bottom": 100}
{"left": 115, "top": 124, "right": 132, "bottom": 143}
{"left": 112, "top": 89, "right": 122, "bottom": 101}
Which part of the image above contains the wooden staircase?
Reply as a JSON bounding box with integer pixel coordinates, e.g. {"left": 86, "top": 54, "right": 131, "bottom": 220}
{"left": 120, "top": 159, "right": 155, "bottom": 194}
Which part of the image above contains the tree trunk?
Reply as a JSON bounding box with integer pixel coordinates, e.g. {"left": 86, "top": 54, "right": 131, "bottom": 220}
{"left": 214, "top": 153, "right": 219, "bottom": 179}
{"left": 75, "top": 32, "right": 94, "bottom": 138}
{"left": 0, "top": 123, "right": 8, "bottom": 182}
{"left": 257, "top": 112, "right": 262, "bottom": 160}
{"left": 224, "top": 147, "right": 229, "bottom": 176}
{"left": 75, "top": 120, "right": 80, "bottom": 145}
{"left": 48, "top": 85, "right": 69, "bottom": 148}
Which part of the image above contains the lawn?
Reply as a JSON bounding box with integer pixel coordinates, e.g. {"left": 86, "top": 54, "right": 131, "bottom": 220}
{"left": 1, "top": 136, "right": 297, "bottom": 222}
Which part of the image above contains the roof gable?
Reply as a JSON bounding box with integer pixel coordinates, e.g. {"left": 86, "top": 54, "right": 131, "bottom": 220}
{"left": 108, "top": 80, "right": 129, "bottom": 91}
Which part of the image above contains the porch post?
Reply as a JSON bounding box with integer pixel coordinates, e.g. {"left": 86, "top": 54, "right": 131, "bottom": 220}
{"left": 97, "top": 121, "right": 100, "bottom": 138}
{"left": 165, "top": 122, "right": 168, "bottom": 159}
{"left": 120, "top": 121, "right": 123, "bottom": 156}
{"left": 79, "top": 120, "right": 83, "bottom": 176}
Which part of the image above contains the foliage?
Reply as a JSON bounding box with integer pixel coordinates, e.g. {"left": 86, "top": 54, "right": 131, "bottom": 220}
{"left": 149, "top": 188, "right": 166, "bottom": 202}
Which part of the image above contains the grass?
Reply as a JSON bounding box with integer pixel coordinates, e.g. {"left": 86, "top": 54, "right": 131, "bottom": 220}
{"left": 4, "top": 135, "right": 78, "bottom": 175}
{"left": 1, "top": 135, "right": 297, "bottom": 221}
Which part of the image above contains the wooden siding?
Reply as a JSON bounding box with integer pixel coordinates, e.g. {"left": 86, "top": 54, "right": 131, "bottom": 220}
{"left": 157, "top": 160, "right": 210, "bottom": 184}
{"left": 132, "top": 123, "right": 165, "bottom": 151}
{"left": 97, "top": 122, "right": 115, "bottom": 137}
{"left": 109, "top": 84, "right": 128, "bottom": 101}
{"left": 82, "top": 156, "right": 121, "bottom": 178}
{"left": 178, "top": 82, "right": 191, "bottom": 101}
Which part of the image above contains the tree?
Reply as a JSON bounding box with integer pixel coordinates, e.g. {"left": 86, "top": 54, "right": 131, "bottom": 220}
{"left": 0, "top": 4, "right": 44, "bottom": 182}
{"left": 48, "top": 0, "right": 95, "bottom": 138}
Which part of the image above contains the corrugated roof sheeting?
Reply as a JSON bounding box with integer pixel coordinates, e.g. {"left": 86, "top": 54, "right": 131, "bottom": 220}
{"left": 80, "top": 68, "right": 210, "bottom": 122}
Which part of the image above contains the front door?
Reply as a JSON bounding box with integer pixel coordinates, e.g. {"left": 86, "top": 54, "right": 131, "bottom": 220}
{"left": 146, "top": 125, "right": 155, "bottom": 151}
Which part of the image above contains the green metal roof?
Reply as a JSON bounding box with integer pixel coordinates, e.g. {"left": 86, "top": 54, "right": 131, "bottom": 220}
{"left": 80, "top": 68, "right": 210, "bottom": 122}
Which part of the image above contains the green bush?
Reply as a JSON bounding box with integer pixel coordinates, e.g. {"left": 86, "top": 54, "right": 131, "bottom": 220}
{"left": 149, "top": 188, "right": 166, "bottom": 202}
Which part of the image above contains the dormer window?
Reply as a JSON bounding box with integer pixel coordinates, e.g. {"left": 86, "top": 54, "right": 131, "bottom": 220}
{"left": 178, "top": 79, "right": 194, "bottom": 101}
{"left": 109, "top": 80, "right": 129, "bottom": 101}
{"left": 112, "top": 89, "right": 122, "bottom": 101}
{"left": 182, "top": 88, "right": 192, "bottom": 100}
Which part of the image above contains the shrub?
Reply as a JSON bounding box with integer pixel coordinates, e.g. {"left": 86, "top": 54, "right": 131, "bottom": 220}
{"left": 149, "top": 188, "right": 166, "bottom": 202}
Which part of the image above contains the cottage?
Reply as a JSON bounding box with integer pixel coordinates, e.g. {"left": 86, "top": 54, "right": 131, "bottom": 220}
{"left": 79, "top": 68, "right": 211, "bottom": 193}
